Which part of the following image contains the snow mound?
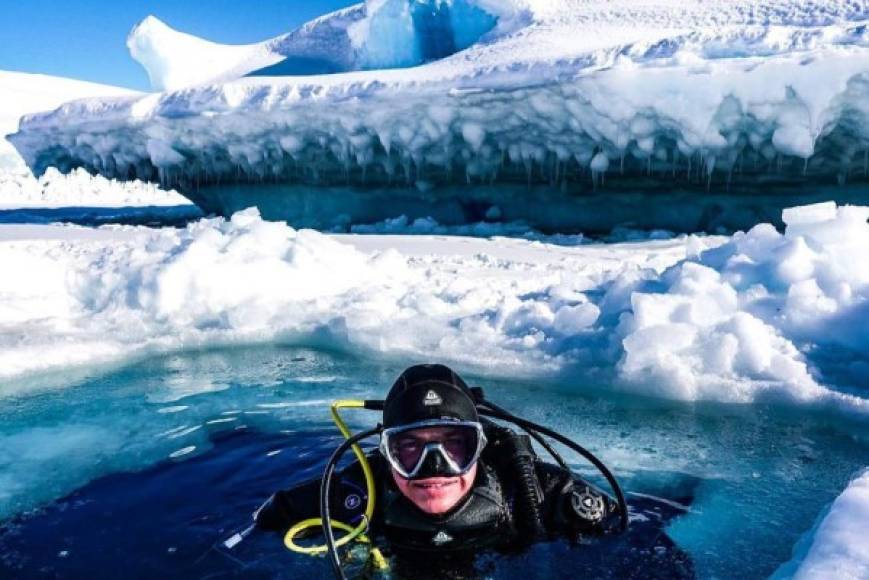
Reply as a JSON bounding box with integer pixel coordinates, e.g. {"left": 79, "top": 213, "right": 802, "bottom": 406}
{"left": 0, "top": 202, "right": 866, "bottom": 416}
{"left": 11, "top": 1, "right": 869, "bottom": 226}
{"left": 774, "top": 469, "right": 869, "bottom": 579}
{"left": 617, "top": 201, "right": 869, "bottom": 401}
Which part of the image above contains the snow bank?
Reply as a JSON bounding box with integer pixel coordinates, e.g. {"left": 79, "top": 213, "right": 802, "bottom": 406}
{"left": 0, "top": 202, "right": 866, "bottom": 416}
{"left": 0, "top": 71, "right": 189, "bottom": 208}
{"left": 11, "top": 1, "right": 869, "bottom": 222}
{"left": 774, "top": 469, "right": 869, "bottom": 580}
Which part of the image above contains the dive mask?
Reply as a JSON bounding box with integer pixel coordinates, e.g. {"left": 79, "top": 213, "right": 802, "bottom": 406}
{"left": 380, "top": 419, "right": 487, "bottom": 479}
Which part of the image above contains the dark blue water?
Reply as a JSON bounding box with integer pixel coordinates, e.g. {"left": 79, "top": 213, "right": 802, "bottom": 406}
{"left": 0, "top": 428, "right": 693, "bottom": 579}
{"left": 0, "top": 205, "right": 204, "bottom": 227}
{"left": 0, "top": 346, "right": 866, "bottom": 578}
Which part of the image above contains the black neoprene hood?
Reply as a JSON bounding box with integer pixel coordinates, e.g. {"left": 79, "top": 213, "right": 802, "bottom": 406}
{"left": 383, "top": 364, "right": 479, "bottom": 428}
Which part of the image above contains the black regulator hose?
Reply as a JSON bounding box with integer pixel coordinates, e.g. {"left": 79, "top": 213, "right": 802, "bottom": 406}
{"left": 481, "top": 400, "right": 571, "bottom": 472}
{"left": 477, "top": 404, "right": 629, "bottom": 533}
{"left": 321, "top": 426, "right": 382, "bottom": 580}
{"left": 507, "top": 433, "right": 547, "bottom": 541}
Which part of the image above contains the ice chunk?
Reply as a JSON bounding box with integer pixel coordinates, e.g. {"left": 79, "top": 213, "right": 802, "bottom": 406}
{"left": 773, "top": 470, "right": 869, "bottom": 580}
{"left": 782, "top": 202, "right": 838, "bottom": 227}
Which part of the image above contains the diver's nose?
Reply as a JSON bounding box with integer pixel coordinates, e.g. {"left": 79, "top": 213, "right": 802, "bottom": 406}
{"left": 415, "top": 447, "right": 449, "bottom": 478}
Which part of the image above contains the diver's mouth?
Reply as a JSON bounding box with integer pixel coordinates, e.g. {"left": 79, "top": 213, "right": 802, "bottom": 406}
{"left": 411, "top": 478, "right": 457, "bottom": 489}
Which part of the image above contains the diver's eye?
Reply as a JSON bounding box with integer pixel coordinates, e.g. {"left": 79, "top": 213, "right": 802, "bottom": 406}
{"left": 442, "top": 437, "right": 471, "bottom": 462}
{"left": 392, "top": 437, "right": 425, "bottom": 471}
{"left": 396, "top": 439, "right": 421, "bottom": 452}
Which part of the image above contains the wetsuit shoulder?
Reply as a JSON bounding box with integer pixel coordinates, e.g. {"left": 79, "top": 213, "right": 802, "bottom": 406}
{"left": 536, "top": 461, "right": 619, "bottom": 536}
{"left": 480, "top": 422, "right": 618, "bottom": 539}
{"left": 254, "top": 453, "right": 383, "bottom": 532}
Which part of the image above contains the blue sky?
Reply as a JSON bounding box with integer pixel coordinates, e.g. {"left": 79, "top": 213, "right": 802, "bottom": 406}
{"left": 0, "top": 0, "right": 354, "bottom": 90}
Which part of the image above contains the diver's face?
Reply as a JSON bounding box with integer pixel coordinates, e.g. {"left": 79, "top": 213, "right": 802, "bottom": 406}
{"left": 392, "top": 462, "right": 477, "bottom": 514}
{"left": 389, "top": 424, "right": 478, "bottom": 514}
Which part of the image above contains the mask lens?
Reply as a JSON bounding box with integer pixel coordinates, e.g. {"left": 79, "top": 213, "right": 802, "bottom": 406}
{"left": 388, "top": 424, "right": 479, "bottom": 474}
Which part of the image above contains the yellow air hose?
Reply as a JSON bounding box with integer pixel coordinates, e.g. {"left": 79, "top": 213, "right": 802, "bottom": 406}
{"left": 283, "top": 400, "right": 387, "bottom": 570}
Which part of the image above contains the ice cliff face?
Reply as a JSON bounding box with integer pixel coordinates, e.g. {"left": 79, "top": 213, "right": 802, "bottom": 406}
{"left": 9, "top": 0, "right": 869, "bottom": 230}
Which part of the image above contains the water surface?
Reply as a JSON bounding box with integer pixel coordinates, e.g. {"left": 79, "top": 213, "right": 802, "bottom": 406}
{"left": 0, "top": 346, "right": 865, "bottom": 578}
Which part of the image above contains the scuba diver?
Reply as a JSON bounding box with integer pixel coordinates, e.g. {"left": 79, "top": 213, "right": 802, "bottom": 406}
{"left": 254, "top": 363, "right": 631, "bottom": 578}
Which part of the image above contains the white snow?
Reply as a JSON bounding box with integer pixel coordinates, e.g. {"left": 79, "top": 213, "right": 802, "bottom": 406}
{"left": 0, "top": 167, "right": 190, "bottom": 209}
{"left": 0, "top": 70, "right": 190, "bottom": 208}
{"left": 0, "top": 202, "right": 866, "bottom": 417}
{"left": 774, "top": 469, "right": 869, "bottom": 580}
{"left": 11, "top": 0, "right": 869, "bottom": 200}
{"left": 0, "top": 71, "right": 133, "bottom": 170}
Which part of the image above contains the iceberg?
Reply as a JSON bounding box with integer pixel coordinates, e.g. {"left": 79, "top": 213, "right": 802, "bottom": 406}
{"left": 773, "top": 469, "right": 869, "bottom": 580}
{"left": 127, "top": 0, "right": 508, "bottom": 91}
{"left": 9, "top": 0, "right": 869, "bottom": 231}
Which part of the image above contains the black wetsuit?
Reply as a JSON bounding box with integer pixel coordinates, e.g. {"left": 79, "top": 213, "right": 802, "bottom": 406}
{"left": 255, "top": 422, "right": 621, "bottom": 559}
